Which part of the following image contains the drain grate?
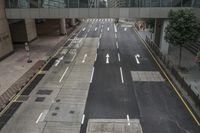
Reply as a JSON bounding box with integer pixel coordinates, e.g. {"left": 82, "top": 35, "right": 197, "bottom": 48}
{"left": 16, "top": 95, "right": 29, "bottom": 102}
{"left": 55, "top": 107, "right": 60, "bottom": 110}
{"left": 69, "top": 110, "right": 75, "bottom": 114}
{"left": 56, "top": 99, "right": 61, "bottom": 102}
{"left": 37, "top": 90, "right": 53, "bottom": 95}
{"left": 52, "top": 112, "right": 57, "bottom": 116}
{"left": 35, "top": 97, "right": 45, "bottom": 102}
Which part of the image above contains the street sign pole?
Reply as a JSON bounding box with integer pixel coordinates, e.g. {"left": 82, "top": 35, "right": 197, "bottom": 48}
{"left": 25, "top": 42, "right": 32, "bottom": 63}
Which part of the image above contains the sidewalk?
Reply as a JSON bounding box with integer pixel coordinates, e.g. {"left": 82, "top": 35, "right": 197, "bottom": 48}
{"left": 138, "top": 30, "right": 200, "bottom": 96}
{"left": 0, "top": 36, "right": 65, "bottom": 96}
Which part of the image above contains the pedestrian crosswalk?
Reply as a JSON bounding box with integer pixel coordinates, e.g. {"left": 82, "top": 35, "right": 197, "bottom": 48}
{"left": 83, "top": 18, "right": 114, "bottom": 22}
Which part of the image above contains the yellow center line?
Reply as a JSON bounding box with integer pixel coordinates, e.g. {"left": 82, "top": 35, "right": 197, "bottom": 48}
{"left": 134, "top": 27, "right": 200, "bottom": 126}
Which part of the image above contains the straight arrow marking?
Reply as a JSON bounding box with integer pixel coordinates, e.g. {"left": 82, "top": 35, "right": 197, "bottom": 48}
{"left": 106, "top": 53, "right": 110, "bottom": 64}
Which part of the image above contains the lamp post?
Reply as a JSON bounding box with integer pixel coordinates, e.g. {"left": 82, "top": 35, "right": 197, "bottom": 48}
{"left": 25, "top": 42, "right": 32, "bottom": 63}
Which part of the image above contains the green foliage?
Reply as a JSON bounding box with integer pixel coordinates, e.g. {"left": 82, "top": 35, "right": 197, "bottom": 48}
{"left": 165, "top": 9, "right": 200, "bottom": 47}
{"left": 146, "top": 19, "right": 155, "bottom": 33}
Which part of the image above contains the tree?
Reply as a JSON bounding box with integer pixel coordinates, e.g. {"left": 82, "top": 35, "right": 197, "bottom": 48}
{"left": 146, "top": 19, "right": 155, "bottom": 39}
{"left": 165, "top": 9, "right": 200, "bottom": 66}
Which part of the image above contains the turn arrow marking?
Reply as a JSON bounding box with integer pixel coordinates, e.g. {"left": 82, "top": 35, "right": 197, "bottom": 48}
{"left": 135, "top": 54, "right": 140, "bottom": 64}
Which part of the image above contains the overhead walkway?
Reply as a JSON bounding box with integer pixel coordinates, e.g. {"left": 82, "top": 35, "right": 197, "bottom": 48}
{"left": 4, "top": 0, "right": 200, "bottom": 19}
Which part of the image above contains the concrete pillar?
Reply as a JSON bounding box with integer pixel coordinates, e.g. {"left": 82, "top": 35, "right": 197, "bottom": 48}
{"left": 154, "top": 19, "right": 163, "bottom": 46}
{"left": 60, "top": 18, "right": 67, "bottom": 35}
{"left": 0, "top": 0, "right": 13, "bottom": 60}
{"left": 71, "top": 18, "right": 76, "bottom": 26}
{"left": 159, "top": 20, "right": 169, "bottom": 55}
{"left": 25, "top": 19, "right": 37, "bottom": 42}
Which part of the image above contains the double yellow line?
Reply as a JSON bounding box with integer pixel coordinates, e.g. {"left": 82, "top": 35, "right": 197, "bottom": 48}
{"left": 134, "top": 28, "right": 200, "bottom": 127}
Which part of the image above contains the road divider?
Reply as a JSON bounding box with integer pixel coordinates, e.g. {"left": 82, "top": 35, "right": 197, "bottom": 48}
{"left": 59, "top": 67, "right": 69, "bottom": 83}
{"left": 120, "top": 67, "right": 124, "bottom": 83}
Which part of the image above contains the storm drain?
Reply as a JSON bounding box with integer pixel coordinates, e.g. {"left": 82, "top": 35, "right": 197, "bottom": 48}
{"left": 35, "top": 97, "right": 45, "bottom": 102}
{"left": 37, "top": 90, "right": 53, "bottom": 95}
{"left": 16, "top": 95, "right": 29, "bottom": 102}
{"left": 52, "top": 112, "right": 57, "bottom": 116}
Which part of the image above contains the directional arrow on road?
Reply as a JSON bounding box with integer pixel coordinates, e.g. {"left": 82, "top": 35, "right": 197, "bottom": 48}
{"left": 135, "top": 54, "right": 140, "bottom": 64}
{"left": 106, "top": 54, "right": 110, "bottom": 64}
{"left": 82, "top": 54, "right": 88, "bottom": 63}
{"left": 55, "top": 56, "right": 64, "bottom": 66}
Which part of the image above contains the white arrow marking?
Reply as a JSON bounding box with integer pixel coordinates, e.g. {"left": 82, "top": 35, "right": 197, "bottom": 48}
{"left": 95, "top": 27, "right": 97, "bottom": 31}
{"left": 82, "top": 54, "right": 87, "bottom": 63}
{"left": 59, "top": 67, "right": 69, "bottom": 82}
{"left": 135, "top": 54, "right": 140, "bottom": 64}
{"left": 124, "top": 28, "right": 127, "bottom": 31}
{"left": 114, "top": 24, "right": 117, "bottom": 33}
{"left": 126, "top": 114, "right": 130, "bottom": 126}
{"left": 107, "top": 27, "right": 110, "bottom": 31}
{"left": 55, "top": 56, "right": 64, "bottom": 67}
{"left": 81, "top": 114, "right": 85, "bottom": 125}
{"left": 106, "top": 54, "right": 110, "bottom": 64}
{"left": 82, "top": 27, "right": 86, "bottom": 31}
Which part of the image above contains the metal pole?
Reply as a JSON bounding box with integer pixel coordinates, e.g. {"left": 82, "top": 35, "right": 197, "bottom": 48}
{"left": 25, "top": 42, "right": 32, "bottom": 63}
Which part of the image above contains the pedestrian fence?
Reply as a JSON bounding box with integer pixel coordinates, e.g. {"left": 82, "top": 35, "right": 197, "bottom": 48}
{"left": 145, "top": 36, "right": 200, "bottom": 108}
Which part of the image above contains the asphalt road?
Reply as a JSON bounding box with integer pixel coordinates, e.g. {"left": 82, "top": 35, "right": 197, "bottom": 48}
{"left": 0, "top": 19, "right": 199, "bottom": 133}
{"left": 80, "top": 20, "right": 200, "bottom": 133}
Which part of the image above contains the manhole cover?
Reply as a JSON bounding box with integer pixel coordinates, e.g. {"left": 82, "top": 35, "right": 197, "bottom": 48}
{"left": 35, "top": 97, "right": 45, "bottom": 102}
{"left": 69, "top": 110, "right": 75, "bottom": 114}
{"left": 37, "top": 90, "right": 53, "bottom": 95}
{"left": 52, "top": 112, "right": 57, "bottom": 116}
{"left": 56, "top": 99, "right": 61, "bottom": 102}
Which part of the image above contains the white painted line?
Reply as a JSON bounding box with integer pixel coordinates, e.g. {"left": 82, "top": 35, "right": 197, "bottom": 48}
{"left": 59, "top": 67, "right": 69, "bottom": 83}
{"left": 120, "top": 67, "right": 124, "bottom": 83}
{"left": 101, "top": 29, "right": 103, "bottom": 33}
{"left": 98, "top": 41, "right": 100, "bottom": 49}
{"left": 116, "top": 41, "right": 119, "bottom": 49}
{"left": 82, "top": 27, "right": 86, "bottom": 31}
{"left": 54, "top": 56, "right": 64, "bottom": 67}
{"left": 124, "top": 27, "right": 127, "bottom": 31}
{"left": 100, "top": 33, "right": 102, "bottom": 38}
{"left": 118, "top": 53, "right": 121, "bottom": 62}
{"left": 71, "top": 53, "right": 77, "bottom": 62}
{"left": 115, "top": 33, "right": 117, "bottom": 39}
{"left": 107, "top": 27, "right": 110, "bottom": 31}
{"left": 82, "top": 54, "right": 88, "bottom": 63}
{"left": 95, "top": 53, "right": 97, "bottom": 61}
{"left": 135, "top": 54, "right": 140, "bottom": 64}
{"left": 36, "top": 113, "right": 43, "bottom": 124}
{"left": 81, "top": 114, "right": 85, "bottom": 125}
{"left": 114, "top": 24, "right": 117, "bottom": 33}
{"left": 106, "top": 53, "right": 110, "bottom": 64}
{"left": 126, "top": 114, "right": 130, "bottom": 126}
{"left": 95, "top": 27, "right": 97, "bottom": 31}
{"left": 90, "top": 67, "right": 95, "bottom": 83}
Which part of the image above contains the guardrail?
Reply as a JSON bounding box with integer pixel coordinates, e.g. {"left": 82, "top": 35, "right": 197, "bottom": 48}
{"left": 145, "top": 36, "right": 200, "bottom": 107}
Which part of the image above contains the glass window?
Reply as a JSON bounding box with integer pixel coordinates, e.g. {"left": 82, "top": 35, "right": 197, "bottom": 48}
{"left": 130, "top": 0, "right": 139, "bottom": 7}
{"left": 69, "top": 0, "right": 79, "bottom": 8}
{"left": 161, "top": 0, "right": 172, "bottom": 7}
{"left": 194, "top": 0, "right": 200, "bottom": 7}
{"left": 172, "top": 0, "right": 182, "bottom": 7}
{"left": 80, "top": 0, "right": 88, "bottom": 8}
{"left": 139, "top": 0, "right": 150, "bottom": 7}
{"left": 182, "top": 0, "right": 192, "bottom": 7}
{"left": 151, "top": 0, "right": 160, "bottom": 7}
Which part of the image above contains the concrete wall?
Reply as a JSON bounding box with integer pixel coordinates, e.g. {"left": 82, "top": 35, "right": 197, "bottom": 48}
{"left": 25, "top": 19, "right": 37, "bottom": 42}
{"left": 0, "top": 0, "right": 13, "bottom": 60}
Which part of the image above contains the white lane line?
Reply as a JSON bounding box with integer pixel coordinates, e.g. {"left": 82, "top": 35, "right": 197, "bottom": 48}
{"left": 54, "top": 56, "right": 64, "bottom": 67}
{"left": 95, "top": 53, "right": 97, "bottom": 61}
{"left": 115, "top": 33, "right": 117, "bottom": 39}
{"left": 106, "top": 53, "right": 110, "bottom": 64}
{"left": 90, "top": 67, "right": 95, "bottom": 83}
{"left": 120, "top": 67, "right": 124, "bottom": 83}
{"left": 82, "top": 54, "right": 88, "bottom": 63}
{"left": 59, "top": 67, "right": 69, "bottom": 83}
{"left": 82, "top": 27, "right": 86, "bottom": 31}
{"left": 95, "top": 27, "right": 97, "bottom": 31}
{"left": 124, "top": 27, "right": 127, "bottom": 31}
{"left": 81, "top": 114, "right": 85, "bottom": 125}
{"left": 126, "top": 114, "right": 130, "bottom": 126}
{"left": 101, "top": 29, "right": 103, "bottom": 33}
{"left": 118, "top": 53, "right": 121, "bottom": 62}
{"left": 36, "top": 113, "right": 43, "bottom": 124}
{"left": 98, "top": 41, "right": 100, "bottom": 49}
{"left": 71, "top": 53, "right": 77, "bottom": 62}
{"left": 100, "top": 33, "right": 102, "bottom": 38}
{"left": 116, "top": 41, "right": 119, "bottom": 49}
{"left": 107, "top": 27, "right": 110, "bottom": 31}
{"left": 114, "top": 24, "right": 117, "bottom": 33}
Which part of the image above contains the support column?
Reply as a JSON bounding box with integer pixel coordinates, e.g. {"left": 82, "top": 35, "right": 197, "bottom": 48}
{"left": 60, "top": 18, "right": 67, "bottom": 35}
{"left": 71, "top": 18, "right": 76, "bottom": 26}
{"left": 25, "top": 19, "right": 37, "bottom": 42}
{"left": 154, "top": 19, "right": 163, "bottom": 46}
{"left": 0, "top": 0, "right": 13, "bottom": 60}
{"left": 159, "top": 20, "right": 169, "bottom": 55}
